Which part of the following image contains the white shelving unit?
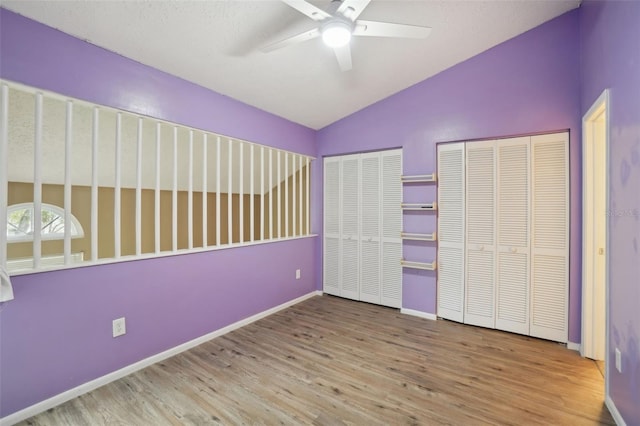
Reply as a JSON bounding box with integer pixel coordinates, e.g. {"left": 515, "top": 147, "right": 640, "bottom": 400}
{"left": 401, "top": 202, "right": 437, "bottom": 211}
{"left": 401, "top": 232, "right": 436, "bottom": 241}
{"left": 401, "top": 174, "right": 437, "bottom": 271}
{"left": 401, "top": 259, "right": 437, "bottom": 270}
{"left": 401, "top": 173, "right": 437, "bottom": 183}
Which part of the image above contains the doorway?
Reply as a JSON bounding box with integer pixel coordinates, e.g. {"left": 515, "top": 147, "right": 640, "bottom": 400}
{"left": 581, "top": 90, "right": 609, "bottom": 379}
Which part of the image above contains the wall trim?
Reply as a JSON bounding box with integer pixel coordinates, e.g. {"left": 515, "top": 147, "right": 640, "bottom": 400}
{"left": 8, "top": 234, "right": 319, "bottom": 278}
{"left": 401, "top": 308, "right": 437, "bottom": 321}
{"left": 0, "top": 290, "right": 322, "bottom": 426}
{"left": 567, "top": 341, "right": 581, "bottom": 352}
{"left": 605, "top": 395, "right": 627, "bottom": 426}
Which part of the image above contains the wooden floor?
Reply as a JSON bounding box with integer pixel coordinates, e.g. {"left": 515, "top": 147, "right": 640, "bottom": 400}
{"left": 21, "top": 295, "right": 613, "bottom": 425}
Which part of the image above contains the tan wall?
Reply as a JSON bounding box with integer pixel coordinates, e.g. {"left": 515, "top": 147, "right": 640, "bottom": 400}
{"left": 8, "top": 182, "right": 262, "bottom": 261}
{"left": 264, "top": 165, "right": 309, "bottom": 238}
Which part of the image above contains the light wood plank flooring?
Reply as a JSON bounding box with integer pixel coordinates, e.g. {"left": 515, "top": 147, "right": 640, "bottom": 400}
{"left": 21, "top": 295, "right": 613, "bottom": 425}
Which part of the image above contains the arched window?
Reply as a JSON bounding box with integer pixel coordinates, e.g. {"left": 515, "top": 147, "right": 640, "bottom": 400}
{"left": 6, "top": 203, "right": 84, "bottom": 243}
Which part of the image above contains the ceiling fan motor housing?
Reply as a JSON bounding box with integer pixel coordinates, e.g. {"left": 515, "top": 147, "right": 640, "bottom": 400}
{"left": 321, "top": 18, "right": 354, "bottom": 48}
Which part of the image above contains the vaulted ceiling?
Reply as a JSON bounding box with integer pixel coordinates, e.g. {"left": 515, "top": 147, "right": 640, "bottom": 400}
{"left": 2, "top": 0, "right": 581, "bottom": 129}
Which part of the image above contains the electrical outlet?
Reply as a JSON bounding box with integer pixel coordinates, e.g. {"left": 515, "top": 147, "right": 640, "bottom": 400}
{"left": 615, "top": 348, "right": 622, "bottom": 373}
{"left": 296, "top": 269, "right": 301, "bottom": 280}
{"left": 112, "top": 317, "right": 126, "bottom": 338}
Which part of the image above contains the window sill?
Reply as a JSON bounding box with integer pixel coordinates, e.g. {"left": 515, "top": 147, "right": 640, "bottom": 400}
{"left": 7, "top": 234, "right": 319, "bottom": 277}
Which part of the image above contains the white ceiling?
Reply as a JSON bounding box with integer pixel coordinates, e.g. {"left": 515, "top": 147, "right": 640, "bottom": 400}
{"left": 2, "top": 0, "right": 580, "bottom": 130}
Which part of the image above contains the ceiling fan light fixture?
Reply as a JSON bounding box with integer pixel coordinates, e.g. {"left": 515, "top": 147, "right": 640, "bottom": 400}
{"left": 322, "top": 21, "right": 352, "bottom": 48}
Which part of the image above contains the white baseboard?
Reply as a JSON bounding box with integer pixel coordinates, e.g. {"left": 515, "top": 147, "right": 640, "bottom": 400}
{"left": 605, "top": 395, "right": 627, "bottom": 426}
{"left": 567, "top": 341, "right": 581, "bottom": 352}
{"left": 401, "top": 308, "right": 437, "bottom": 321}
{"left": 0, "top": 290, "right": 322, "bottom": 426}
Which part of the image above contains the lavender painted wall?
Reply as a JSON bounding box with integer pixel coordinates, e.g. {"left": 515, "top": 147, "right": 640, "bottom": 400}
{"left": 580, "top": 1, "right": 640, "bottom": 423}
{"left": 0, "top": 9, "right": 317, "bottom": 418}
{"left": 317, "top": 11, "right": 583, "bottom": 340}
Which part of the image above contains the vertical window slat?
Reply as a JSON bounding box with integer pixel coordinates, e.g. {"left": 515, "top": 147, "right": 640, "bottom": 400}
{"left": 135, "top": 117, "right": 143, "bottom": 256}
{"left": 285, "top": 152, "right": 289, "bottom": 238}
{"left": 277, "top": 150, "right": 281, "bottom": 238}
{"left": 292, "top": 154, "right": 297, "bottom": 236}
{"left": 260, "top": 146, "right": 265, "bottom": 241}
{"left": 188, "top": 130, "right": 193, "bottom": 250}
{"left": 114, "top": 113, "right": 122, "bottom": 259}
{"left": 299, "top": 155, "right": 303, "bottom": 236}
{"left": 228, "top": 138, "right": 233, "bottom": 244}
{"left": 33, "top": 93, "right": 43, "bottom": 269}
{"left": 239, "top": 142, "right": 244, "bottom": 244}
{"left": 306, "top": 157, "right": 310, "bottom": 235}
{"left": 63, "top": 101, "right": 73, "bottom": 265}
{"left": 202, "top": 134, "right": 208, "bottom": 248}
{"left": 154, "top": 123, "right": 161, "bottom": 254}
{"left": 216, "top": 136, "right": 221, "bottom": 246}
{"left": 269, "top": 149, "right": 273, "bottom": 240}
{"left": 250, "top": 144, "right": 254, "bottom": 242}
{"left": 91, "top": 108, "right": 99, "bottom": 261}
{"left": 172, "top": 127, "right": 178, "bottom": 252}
{"left": 0, "top": 85, "right": 8, "bottom": 269}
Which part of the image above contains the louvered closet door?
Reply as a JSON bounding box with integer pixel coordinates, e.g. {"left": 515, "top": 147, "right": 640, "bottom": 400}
{"left": 380, "top": 149, "right": 402, "bottom": 308}
{"left": 496, "top": 137, "right": 531, "bottom": 335}
{"left": 464, "top": 141, "right": 496, "bottom": 328}
{"left": 530, "top": 133, "right": 569, "bottom": 343}
{"left": 323, "top": 157, "right": 341, "bottom": 296}
{"left": 437, "top": 143, "right": 466, "bottom": 322}
{"left": 359, "top": 152, "right": 382, "bottom": 304}
{"left": 340, "top": 154, "right": 360, "bottom": 300}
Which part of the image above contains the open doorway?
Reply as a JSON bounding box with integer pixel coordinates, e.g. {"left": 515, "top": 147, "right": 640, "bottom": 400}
{"left": 581, "top": 89, "right": 609, "bottom": 385}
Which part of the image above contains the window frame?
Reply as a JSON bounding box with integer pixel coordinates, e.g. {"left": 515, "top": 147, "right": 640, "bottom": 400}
{"left": 0, "top": 79, "right": 315, "bottom": 276}
{"left": 6, "top": 202, "right": 85, "bottom": 243}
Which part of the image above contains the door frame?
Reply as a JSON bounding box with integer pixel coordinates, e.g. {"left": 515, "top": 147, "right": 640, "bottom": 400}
{"left": 581, "top": 89, "right": 610, "bottom": 384}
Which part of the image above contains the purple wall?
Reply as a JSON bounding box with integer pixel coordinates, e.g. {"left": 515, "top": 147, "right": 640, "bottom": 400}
{"left": 0, "top": 9, "right": 317, "bottom": 418}
{"left": 580, "top": 1, "right": 640, "bottom": 423}
{"left": 2, "top": 3, "right": 638, "bottom": 423}
{"left": 317, "top": 11, "right": 582, "bottom": 338}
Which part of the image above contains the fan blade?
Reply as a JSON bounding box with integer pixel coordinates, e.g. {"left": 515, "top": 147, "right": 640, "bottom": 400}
{"left": 333, "top": 44, "right": 352, "bottom": 72}
{"left": 353, "top": 20, "right": 431, "bottom": 39}
{"left": 337, "top": 0, "right": 371, "bottom": 21}
{"left": 262, "top": 28, "right": 320, "bottom": 52}
{"left": 281, "top": 0, "right": 331, "bottom": 21}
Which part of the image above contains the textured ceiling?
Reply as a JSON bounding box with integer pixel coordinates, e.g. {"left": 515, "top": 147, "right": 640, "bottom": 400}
{"left": 2, "top": 0, "right": 580, "bottom": 130}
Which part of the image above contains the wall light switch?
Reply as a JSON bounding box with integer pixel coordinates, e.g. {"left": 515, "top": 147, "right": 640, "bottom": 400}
{"left": 296, "top": 269, "right": 301, "bottom": 280}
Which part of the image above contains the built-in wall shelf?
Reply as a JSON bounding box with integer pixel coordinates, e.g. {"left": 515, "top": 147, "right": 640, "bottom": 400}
{"left": 401, "top": 232, "right": 437, "bottom": 241}
{"left": 401, "top": 259, "right": 437, "bottom": 271}
{"left": 401, "top": 173, "right": 437, "bottom": 183}
{"left": 401, "top": 170, "right": 437, "bottom": 276}
{"left": 401, "top": 202, "right": 437, "bottom": 211}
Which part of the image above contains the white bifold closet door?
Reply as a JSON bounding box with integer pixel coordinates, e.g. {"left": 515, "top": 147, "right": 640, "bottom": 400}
{"left": 359, "top": 152, "right": 381, "bottom": 304}
{"left": 380, "top": 150, "right": 402, "bottom": 308}
{"left": 530, "top": 133, "right": 569, "bottom": 342}
{"left": 340, "top": 154, "right": 360, "bottom": 300}
{"left": 437, "top": 143, "right": 466, "bottom": 322}
{"left": 323, "top": 157, "right": 341, "bottom": 296}
{"left": 464, "top": 141, "right": 496, "bottom": 328}
{"left": 495, "top": 137, "right": 531, "bottom": 335}
{"left": 323, "top": 149, "right": 402, "bottom": 308}
{"left": 437, "top": 132, "right": 568, "bottom": 343}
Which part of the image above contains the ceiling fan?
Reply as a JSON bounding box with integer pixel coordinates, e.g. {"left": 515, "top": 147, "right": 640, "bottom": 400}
{"left": 262, "top": 0, "right": 432, "bottom": 72}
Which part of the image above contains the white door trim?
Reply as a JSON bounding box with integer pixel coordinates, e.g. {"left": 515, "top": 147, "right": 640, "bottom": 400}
{"left": 581, "top": 88, "right": 610, "bottom": 391}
